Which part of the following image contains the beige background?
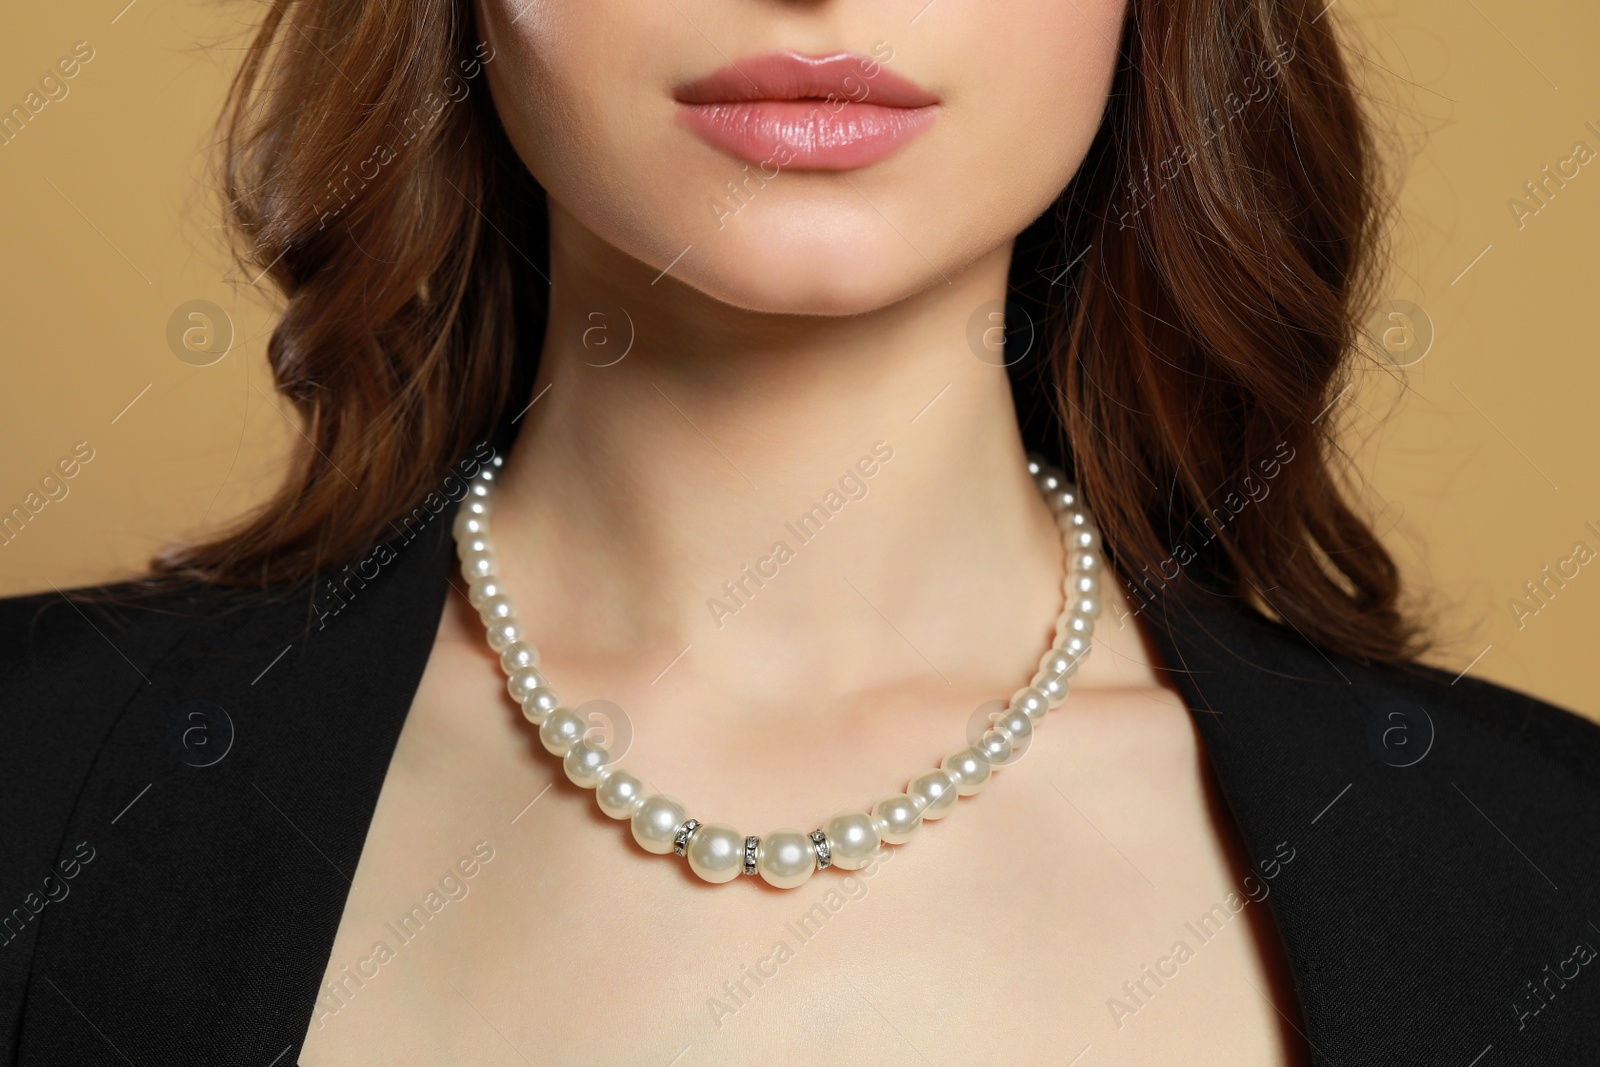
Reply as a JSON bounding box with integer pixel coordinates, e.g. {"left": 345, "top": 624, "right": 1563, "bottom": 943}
{"left": 1, "top": 1, "right": 1595, "bottom": 717}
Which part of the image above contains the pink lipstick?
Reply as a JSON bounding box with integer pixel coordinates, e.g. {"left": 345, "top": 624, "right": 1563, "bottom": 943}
{"left": 674, "top": 51, "right": 940, "bottom": 171}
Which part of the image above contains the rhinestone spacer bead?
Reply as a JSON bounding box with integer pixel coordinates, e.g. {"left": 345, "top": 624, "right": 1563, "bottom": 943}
{"left": 809, "top": 829, "right": 832, "bottom": 870}
{"left": 672, "top": 819, "right": 700, "bottom": 857}
{"left": 743, "top": 836, "right": 760, "bottom": 875}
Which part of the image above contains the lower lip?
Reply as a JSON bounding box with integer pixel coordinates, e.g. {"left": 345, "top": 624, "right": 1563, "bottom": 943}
{"left": 676, "top": 100, "right": 937, "bottom": 171}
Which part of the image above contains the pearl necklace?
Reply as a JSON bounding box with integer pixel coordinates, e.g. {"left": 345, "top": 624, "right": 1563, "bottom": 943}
{"left": 454, "top": 453, "right": 1104, "bottom": 888}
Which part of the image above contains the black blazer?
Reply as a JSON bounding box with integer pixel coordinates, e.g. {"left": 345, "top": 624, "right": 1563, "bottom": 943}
{"left": 2, "top": 490, "right": 1598, "bottom": 1066}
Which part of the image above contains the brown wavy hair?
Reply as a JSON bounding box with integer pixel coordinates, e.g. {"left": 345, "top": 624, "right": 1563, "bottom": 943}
{"left": 160, "top": 0, "right": 1425, "bottom": 664}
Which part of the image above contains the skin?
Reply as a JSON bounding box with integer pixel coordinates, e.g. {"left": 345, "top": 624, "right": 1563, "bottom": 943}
{"left": 301, "top": 0, "right": 1310, "bottom": 1062}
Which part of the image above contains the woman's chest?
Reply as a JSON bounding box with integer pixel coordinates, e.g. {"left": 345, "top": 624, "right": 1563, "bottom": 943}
{"left": 298, "top": 674, "right": 1306, "bottom": 1066}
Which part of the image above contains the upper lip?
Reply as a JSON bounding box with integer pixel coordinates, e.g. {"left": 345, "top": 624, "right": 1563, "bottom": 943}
{"left": 673, "top": 50, "right": 939, "bottom": 108}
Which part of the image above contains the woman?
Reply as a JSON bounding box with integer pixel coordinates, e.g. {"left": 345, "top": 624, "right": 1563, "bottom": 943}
{"left": 2, "top": 0, "right": 1596, "bottom": 1063}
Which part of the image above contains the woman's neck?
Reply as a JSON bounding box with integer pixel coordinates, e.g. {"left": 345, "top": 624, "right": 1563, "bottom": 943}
{"left": 486, "top": 204, "right": 1151, "bottom": 710}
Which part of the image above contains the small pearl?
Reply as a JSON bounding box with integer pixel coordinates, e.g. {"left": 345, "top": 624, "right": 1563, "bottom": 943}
{"left": 456, "top": 534, "right": 492, "bottom": 560}
{"left": 478, "top": 594, "right": 515, "bottom": 623}
{"left": 687, "top": 823, "right": 745, "bottom": 884}
{"left": 1032, "top": 670, "right": 1070, "bottom": 706}
{"left": 452, "top": 512, "right": 487, "bottom": 540}
{"left": 468, "top": 578, "right": 503, "bottom": 610}
{"left": 460, "top": 551, "right": 496, "bottom": 580}
{"left": 1060, "top": 635, "right": 1089, "bottom": 660}
{"left": 942, "top": 746, "right": 992, "bottom": 795}
{"left": 500, "top": 642, "right": 540, "bottom": 673}
{"left": 1027, "top": 455, "right": 1044, "bottom": 477}
{"left": 506, "top": 666, "right": 546, "bottom": 704}
{"left": 563, "top": 738, "right": 611, "bottom": 788}
{"left": 1070, "top": 573, "right": 1100, "bottom": 598}
{"left": 477, "top": 465, "right": 497, "bottom": 483}
{"left": 521, "top": 686, "right": 561, "bottom": 724}
{"left": 462, "top": 497, "right": 491, "bottom": 519}
{"left": 1050, "top": 487, "right": 1079, "bottom": 513}
{"left": 1040, "top": 648, "right": 1082, "bottom": 680}
{"left": 824, "top": 811, "right": 881, "bottom": 870}
{"left": 539, "top": 706, "right": 586, "bottom": 755}
{"left": 1035, "top": 469, "right": 1063, "bottom": 494}
{"left": 1070, "top": 527, "right": 1100, "bottom": 552}
{"left": 1065, "top": 613, "right": 1095, "bottom": 639}
{"left": 1069, "top": 550, "right": 1099, "bottom": 574}
{"left": 995, "top": 708, "right": 1034, "bottom": 746}
{"left": 871, "top": 794, "right": 923, "bottom": 845}
{"left": 907, "top": 769, "right": 960, "bottom": 819}
{"left": 757, "top": 829, "right": 817, "bottom": 889}
{"left": 468, "top": 481, "right": 491, "bottom": 500}
{"left": 485, "top": 620, "right": 522, "bottom": 651}
{"left": 1073, "top": 595, "right": 1102, "bottom": 620}
{"left": 977, "top": 728, "right": 1013, "bottom": 765}
{"left": 1010, "top": 686, "right": 1050, "bottom": 723}
{"left": 595, "top": 768, "right": 648, "bottom": 819}
{"left": 630, "top": 794, "right": 687, "bottom": 855}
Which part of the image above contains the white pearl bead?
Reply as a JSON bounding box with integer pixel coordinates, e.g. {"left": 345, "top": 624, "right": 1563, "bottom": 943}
{"left": 461, "top": 551, "right": 496, "bottom": 580}
{"left": 995, "top": 708, "right": 1033, "bottom": 746}
{"left": 907, "top": 769, "right": 960, "bottom": 819}
{"left": 563, "top": 739, "right": 611, "bottom": 788}
{"left": 757, "top": 829, "right": 816, "bottom": 889}
{"left": 687, "top": 823, "right": 745, "bottom": 884}
{"left": 1026, "top": 455, "right": 1044, "bottom": 477}
{"left": 485, "top": 620, "right": 522, "bottom": 651}
{"left": 1010, "top": 686, "right": 1050, "bottom": 723}
{"left": 1049, "top": 487, "right": 1079, "bottom": 513}
{"left": 595, "top": 768, "right": 648, "bottom": 819}
{"left": 1070, "top": 573, "right": 1100, "bottom": 598}
{"left": 452, "top": 512, "right": 488, "bottom": 540}
{"left": 1069, "top": 550, "right": 1099, "bottom": 573}
{"left": 539, "top": 706, "right": 586, "bottom": 755}
{"left": 500, "top": 642, "right": 541, "bottom": 673}
{"left": 1073, "top": 595, "right": 1102, "bottom": 620}
{"left": 521, "top": 686, "right": 560, "bottom": 724}
{"left": 478, "top": 593, "right": 515, "bottom": 623}
{"left": 977, "top": 728, "right": 1013, "bottom": 765}
{"left": 467, "top": 578, "right": 503, "bottom": 609}
{"left": 942, "top": 746, "right": 992, "bottom": 795}
{"left": 824, "top": 811, "right": 881, "bottom": 870}
{"left": 631, "top": 794, "right": 687, "bottom": 855}
{"left": 1035, "top": 469, "right": 1063, "bottom": 494}
{"left": 1060, "top": 635, "right": 1089, "bottom": 659}
{"left": 1040, "top": 649, "right": 1078, "bottom": 679}
{"left": 468, "top": 481, "right": 491, "bottom": 500}
{"left": 477, "top": 466, "right": 497, "bottom": 483}
{"left": 871, "top": 794, "right": 923, "bottom": 844}
{"left": 456, "top": 534, "right": 492, "bottom": 560}
{"left": 1066, "top": 613, "right": 1095, "bottom": 639}
{"left": 1070, "top": 527, "right": 1100, "bottom": 552}
{"left": 506, "top": 666, "right": 546, "bottom": 704}
{"left": 462, "top": 497, "right": 491, "bottom": 519}
{"left": 1032, "top": 670, "right": 1070, "bottom": 706}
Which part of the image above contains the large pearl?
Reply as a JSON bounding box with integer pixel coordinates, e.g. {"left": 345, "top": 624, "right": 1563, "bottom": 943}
{"left": 595, "top": 768, "right": 648, "bottom": 819}
{"left": 485, "top": 620, "right": 522, "bottom": 652}
{"left": 467, "top": 578, "right": 503, "bottom": 609}
{"left": 1069, "top": 573, "right": 1099, "bottom": 598}
{"left": 1010, "top": 686, "right": 1050, "bottom": 723}
{"left": 539, "top": 707, "right": 587, "bottom": 755}
{"left": 757, "top": 830, "right": 816, "bottom": 889}
{"left": 824, "top": 811, "right": 881, "bottom": 870}
{"left": 907, "top": 769, "right": 960, "bottom": 819}
{"left": 977, "top": 728, "right": 1013, "bottom": 766}
{"left": 506, "top": 667, "right": 546, "bottom": 704}
{"left": 1064, "top": 613, "right": 1095, "bottom": 639}
{"left": 521, "top": 686, "right": 560, "bottom": 724}
{"left": 1032, "top": 670, "right": 1070, "bottom": 707}
{"left": 995, "top": 708, "right": 1034, "bottom": 745}
{"left": 500, "top": 642, "right": 541, "bottom": 673}
{"left": 687, "top": 823, "right": 745, "bottom": 884}
{"left": 631, "top": 794, "right": 687, "bottom": 855}
{"left": 478, "top": 594, "right": 515, "bottom": 623}
{"left": 1040, "top": 649, "right": 1080, "bottom": 679}
{"left": 452, "top": 511, "right": 488, "bottom": 540}
{"left": 942, "top": 746, "right": 993, "bottom": 795}
{"left": 563, "top": 739, "right": 611, "bottom": 788}
{"left": 456, "top": 534, "right": 492, "bottom": 560}
{"left": 871, "top": 794, "right": 923, "bottom": 845}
